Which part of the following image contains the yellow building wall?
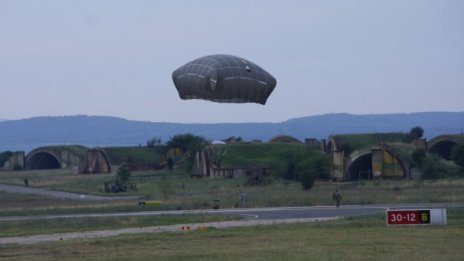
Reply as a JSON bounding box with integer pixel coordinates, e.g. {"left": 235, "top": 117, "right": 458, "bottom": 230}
{"left": 371, "top": 149, "right": 383, "bottom": 178}
{"left": 370, "top": 149, "right": 405, "bottom": 178}
{"left": 382, "top": 150, "right": 404, "bottom": 177}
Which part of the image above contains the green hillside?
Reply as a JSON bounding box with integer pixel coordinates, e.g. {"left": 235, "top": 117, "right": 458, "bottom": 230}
{"left": 219, "top": 142, "right": 306, "bottom": 169}
{"left": 37, "top": 145, "right": 89, "bottom": 156}
{"left": 103, "top": 146, "right": 165, "bottom": 165}
{"left": 331, "top": 133, "right": 409, "bottom": 151}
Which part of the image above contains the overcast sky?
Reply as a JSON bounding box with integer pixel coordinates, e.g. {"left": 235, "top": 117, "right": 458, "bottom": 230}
{"left": 0, "top": 0, "right": 463, "bottom": 123}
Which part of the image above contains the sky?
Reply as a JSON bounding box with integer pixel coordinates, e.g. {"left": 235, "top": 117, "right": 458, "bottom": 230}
{"left": 0, "top": 0, "right": 463, "bottom": 123}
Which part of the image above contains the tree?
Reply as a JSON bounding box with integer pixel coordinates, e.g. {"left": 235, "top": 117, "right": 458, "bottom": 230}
{"left": 166, "top": 133, "right": 206, "bottom": 153}
{"left": 224, "top": 136, "right": 243, "bottom": 143}
{"left": 410, "top": 126, "right": 424, "bottom": 139}
{"left": 295, "top": 151, "right": 331, "bottom": 190}
{"left": 166, "top": 133, "right": 207, "bottom": 170}
{"left": 302, "top": 151, "right": 331, "bottom": 180}
{"left": 146, "top": 137, "right": 162, "bottom": 147}
{"left": 403, "top": 126, "right": 425, "bottom": 143}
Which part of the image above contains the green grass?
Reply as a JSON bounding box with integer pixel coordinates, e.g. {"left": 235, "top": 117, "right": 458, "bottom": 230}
{"left": 0, "top": 214, "right": 240, "bottom": 237}
{"left": 1, "top": 208, "right": 463, "bottom": 260}
{"left": 0, "top": 169, "right": 115, "bottom": 195}
{"left": 332, "top": 132, "right": 409, "bottom": 150}
{"left": 0, "top": 191, "right": 92, "bottom": 212}
{"left": 103, "top": 146, "right": 165, "bottom": 165}
{"left": 2, "top": 168, "right": 464, "bottom": 217}
{"left": 1, "top": 167, "right": 463, "bottom": 260}
{"left": 219, "top": 142, "right": 306, "bottom": 168}
{"left": 33, "top": 145, "right": 89, "bottom": 155}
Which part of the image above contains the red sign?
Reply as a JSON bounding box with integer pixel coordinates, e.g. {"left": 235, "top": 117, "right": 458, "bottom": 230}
{"left": 386, "top": 210, "right": 431, "bottom": 225}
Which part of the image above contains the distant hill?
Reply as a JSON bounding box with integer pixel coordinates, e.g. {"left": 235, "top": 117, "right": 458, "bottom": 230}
{"left": 0, "top": 112, "right": 463, "bottom": 152}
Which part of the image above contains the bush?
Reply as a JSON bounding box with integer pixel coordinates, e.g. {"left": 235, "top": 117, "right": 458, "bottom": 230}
{"left": 451, "top": 143, "right": 464, "bottom": 167}
{"left": 282, "top": 154, "right": 297, "bottom": 180}
{"left": 167, "top": 157, "right": 174, "bottom": 170}
{"left": 311, "top": 152, "right": 331, "bottom": 180}
{"left": 421, "top": 154, "right": 459, "bottom": 179}
{"left": 117, "top": 167, "right": 131, "bottom": 184}
{"left": 296, "top": 151, "right": 331, "bottom": 181}
{"left": 299, "top": 168, "right": 316, "bottom": 190}
{"left": 295, "top": 151, "right": 330, "bottom": 190}
{"left": 411, "top": 149, "right": 426, "bottom": 167}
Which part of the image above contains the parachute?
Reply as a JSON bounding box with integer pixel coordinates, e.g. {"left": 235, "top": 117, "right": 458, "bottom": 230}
{"left": 172, "top": 54, "right": 276, "bottom": 105}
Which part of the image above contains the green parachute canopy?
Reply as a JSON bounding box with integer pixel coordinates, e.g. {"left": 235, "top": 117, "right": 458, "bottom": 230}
{"left": 172, "top": 54, "right": 276, "bottom": 105}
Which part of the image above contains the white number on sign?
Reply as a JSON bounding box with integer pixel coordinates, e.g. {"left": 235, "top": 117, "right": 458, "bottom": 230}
{"left": 390, "top": 213, "right": 416, "bottom": 222}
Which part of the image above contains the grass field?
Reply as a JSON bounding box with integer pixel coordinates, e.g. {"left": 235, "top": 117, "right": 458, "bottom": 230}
{"left": 1, "top": 209, "right": 463, "bottom": 260}
{"left": 1, "top": 168, "right": 464, "bottom": 260}
{"left": 219, "top": 142, "right": 306, "bottom": 168}
{"left": 1, "top": 169, "right": 464, "bottom": 217}
{"left": 102, "top": 146, "right": 165, "bottom": 165}
{"left": 331, "top": 133, "right": 409, "bottom": 150}
{"left": 0, "top": 214, "right": 240, "bottom": 237}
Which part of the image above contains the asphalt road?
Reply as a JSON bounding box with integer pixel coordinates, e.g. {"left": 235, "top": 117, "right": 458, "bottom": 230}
{"left": 1, "top": 203, "right": 463, "bottom": 245}
{"left": 0, "top": 205, "right": 385, "bottom": 222}
{"left": 1, "top": 203, "right": 462, "bottom": 245}
{"left": 227, "top": 202, "right": 464, "bottom": 220}
{"left": 1, "top": 182, "right": 463, "bottom": 245}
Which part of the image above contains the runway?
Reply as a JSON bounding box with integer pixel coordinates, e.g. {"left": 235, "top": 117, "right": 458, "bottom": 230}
{"left": 1, "top": 203, "right": 462, "bottom": 245}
